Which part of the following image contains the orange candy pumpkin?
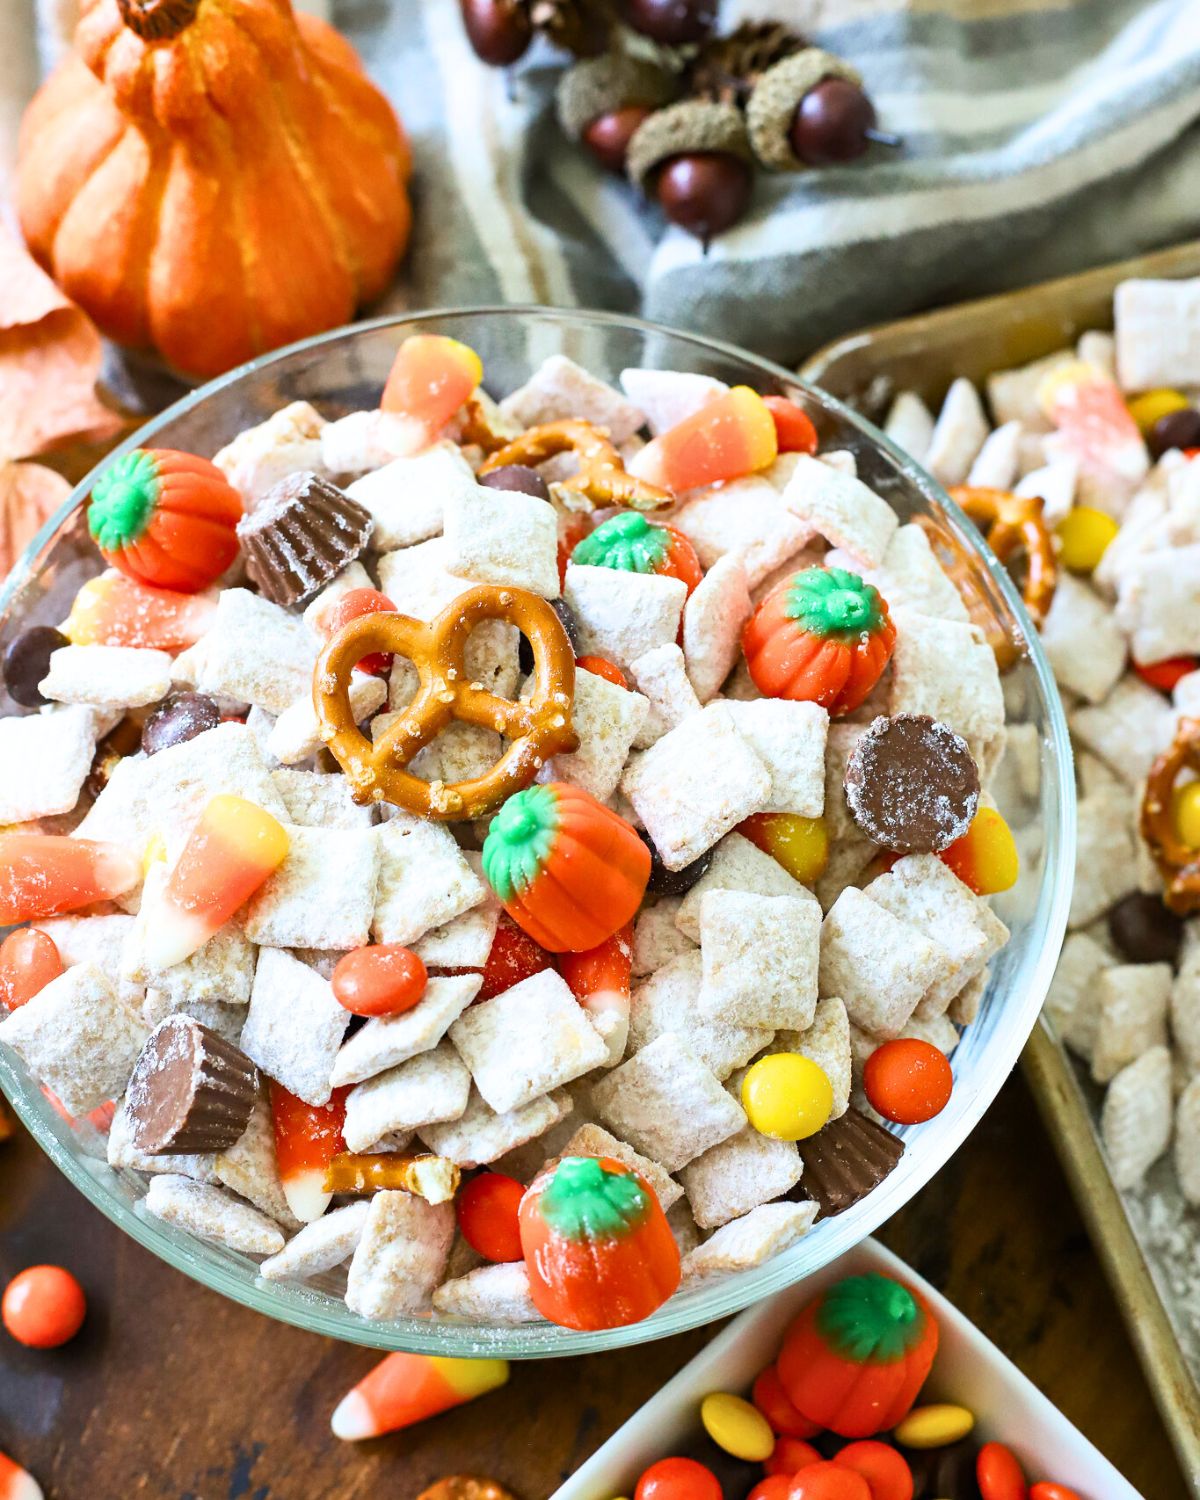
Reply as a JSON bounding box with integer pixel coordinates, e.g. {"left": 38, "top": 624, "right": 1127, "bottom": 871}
{"left": 17, "top": 0, "right": 411, "bottom": 379}
{"left": 87, "top": 448, "right": 242, "bottom": 592}
{"left": 481, "top": 782, "right": 650, "bottom": 953}
{"left": 777, "top": 1273, "right": 939, "bottom": 1438}
{"left": 742, "top": 566, "right": 896, "bottom": 716}
{"left": 518, "top": 1155, "right": 680, "bottom": 1330}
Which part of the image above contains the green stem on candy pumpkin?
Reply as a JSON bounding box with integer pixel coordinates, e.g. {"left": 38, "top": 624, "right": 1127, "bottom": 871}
{"left": 571, "top": 511, "right": 671, "bottom": 574}
{"left": 538, "top": 1156, "right": 648, "bottom": 1241}
{"left": 482, "top": 784, "right": 561, "bottom": 902}
{"left": 88, "top": 449, "right": 161, "bottom": 552}
{"left": 816, "top": 1273, "right": 924, "bottom": 1363}
{"left": 785, "top": 566, "right": 885, "bottom": 641}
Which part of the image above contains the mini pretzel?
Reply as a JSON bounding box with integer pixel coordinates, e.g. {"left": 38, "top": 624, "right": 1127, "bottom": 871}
{"left": 913, "top": 513, "right": 1021, "bottom": 671}
{"left": 1141, "top": 717, "right": 1200, "bottom": 914}
{"left": 314, "top": 583, "right": 579, "bottom": 820}
{"left": 479, "top": 419, "right": 672, "bottom": 512}
{"left": 456, "top": 396, "right": 510, "bottom": 455}
{"left": 324, "top": 1151, "right": 461, "bottom": 1203}
{"left": 948, "top": 485, "right": 1059, "bottom": 628}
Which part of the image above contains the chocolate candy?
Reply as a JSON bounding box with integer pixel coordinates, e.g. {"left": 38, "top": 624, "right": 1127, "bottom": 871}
{"left": 844, "top": 714, "right": 980, "bottom": 854}
{"left": 905, "top": 1438, "right": 983, "bottom": 1500}
{"left": 3, "top": 626, "right": 69, "bottom": 708}
{"left": 85, "top": 715, "right": 145, "bottom": 799}
{"left": 1108, "top": 891, "right": 1185, "bottom": 967}
{"left": 237, "top": 471, "right": 374, "bottom": 607}
{"left": 640, "top": 829, "right": 714, "bottom": 896}
{"left": 520, "top": 597, "right": 580, "bottom": 674}
{"left": 1147, "top": 406, "right": 1200, "bottom": 461}
{"left": 479, "top": 464, "right": 550, "bottom": 502}
{"left": 125, "top": 1014, "right": 257, "bottom": 1154}
{"left": 141, "top": 692, "right": 222, "bottom": 757}
{"left": 792, "top": 1106, "right": 904, "bottom": 1218}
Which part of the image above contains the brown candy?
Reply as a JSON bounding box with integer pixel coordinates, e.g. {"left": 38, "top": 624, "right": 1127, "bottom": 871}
{"left": 126, "top": 1015, "right": 257, "bottom": 1154}
{"left": 3, "top": 626, "right": 69, "bottom": 708}
{"left": 141, "top": 692, "right": 221, "bottom": 757}
{"left": 1108, "top": 891, "right": 1185, "bottom": 967}
{"left": 237, "top": 471, "right": 373, "bottom": 607}
{"left": 793, "top": 1106, "right": 904, "bottom": 1217}
{"left": 844, "top": 713, "right": 980, "bottom": 854}
{"left": 416, "top": 1480, "right": 517, "bottom": 1500}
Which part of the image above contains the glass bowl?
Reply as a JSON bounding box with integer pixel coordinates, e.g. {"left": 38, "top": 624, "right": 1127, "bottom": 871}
{"left": 0, "top": 308, "right": 1075, "bottom": 1357}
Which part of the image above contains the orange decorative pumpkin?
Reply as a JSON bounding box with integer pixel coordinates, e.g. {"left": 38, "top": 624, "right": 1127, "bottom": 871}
{"left": 87, "top": 447, "right": 242, "bottom": 592}
{"left": 742, "top": 566, "right": 896, "bottom": 716}
{"left": 777, "top": 1272, "right": 939, "bottom": 1438}
{"left": 17, "top": 0, "right": 411, "bottom": 379}
{"left": 481, "top": 782, "right": 650, "bottom": 953}
{"left": 518, "top": 1155, "right": 680, "bottom": 1330}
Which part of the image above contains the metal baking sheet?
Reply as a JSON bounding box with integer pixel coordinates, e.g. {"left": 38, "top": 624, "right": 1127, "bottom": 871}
{"left": 801, "top": 240, "right": 1200, "bottom": 1493}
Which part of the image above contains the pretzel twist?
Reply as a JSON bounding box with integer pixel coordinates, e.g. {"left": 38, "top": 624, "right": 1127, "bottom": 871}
{"left": 948, "top": 484, "right": 1059, "bottom": 628}
{"left": 479, "top": 419, "right": 673, "bottom": 512}
{"left": 913, "top": 514, "right": 1020, "bottom": 671}
{"left": 313, "top": 584, "right": 579, "bottom": 820}
{"left": 1141, "top": 717, "right": 1200, "bottom": 914}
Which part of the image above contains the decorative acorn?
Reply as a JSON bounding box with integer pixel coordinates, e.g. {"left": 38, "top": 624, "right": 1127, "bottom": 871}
{"left": 557, "top": 54, "right": 679, "bottom": 172}
{"left": 626, "top": 99, "right": 754, "bottom": 243}
{"left": 619, "top": 0, "right": 716, "bottom": 45}
{"left": 460, "top": 0, "right": 615, "bottom": 63}
{"left": 747, "top": 49, "right": 896, "bottom": 168}
{"left": 688, "top": 19, "right": 807, "bottom": 107}
{"left": 460, "top": 0, "right": 534, "bottom": 63}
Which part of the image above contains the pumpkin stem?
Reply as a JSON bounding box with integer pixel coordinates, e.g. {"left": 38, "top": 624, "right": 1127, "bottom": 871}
{"left": 88, "top": 449, "right": 161, "bottom": 552}
{"left": 816, "top": 1273, "right": 924, "bottom": 1363}
{"left": 482, "top": 784, "right": 561, "bottom": 902}
{"left": 538, "top": 1156, "right": 648, "bottom": 1240}
{"left": 571, "top": 511, "right": 670, "bottom": 575}
{"left": 785, "top": 566, "right": 885, "bottom": 640}
{"left": 117, "top": 0, "right": 201, "bottom": 41}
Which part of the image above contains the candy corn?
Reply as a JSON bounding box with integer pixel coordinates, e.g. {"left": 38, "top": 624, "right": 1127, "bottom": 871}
{"left": 557, "top": 923, "right": 633, "bottom": 1066}
{"left": 270, "top": 1082, "right": 347, "bottom": 1223}
{"left": 141, "top": 796, "right": 289, "bottom": 970}
{"left": 939, "top": 807, "right": 1019, "bottom": 896}
{"left": 0, "top": 834, "right": 140, "bottom": 926}
{"left": 1038, "top": 360, "right": 1148, "bottom": 501}
{"left": 381, "top": 334, "right": 483, "bottom": 442}
{"left": 0, "top": 1451, "right": 42, "bottom": 1500}
{"left": 62, "top": 571, "right": 217, "bottom": 652}
{"left": 629, "top": 386, "right": 778, "bottom": 493}
{"left": 0, "top": 929, "right": 63, "bottom": 1012}
{"left": 331, "top": 1351, "right": 509, "bottom": 1440}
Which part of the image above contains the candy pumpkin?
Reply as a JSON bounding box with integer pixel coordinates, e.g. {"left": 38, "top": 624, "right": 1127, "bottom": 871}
{"left": 87, "top": 448, "right": 242, "bottom": 592}
{"left": 481, "top": 782, "right": 650, "bottom": 953}
{"left": 571, "top": 511, "right": 703, "bottom": 594}
{"left": 742, "top": 567, "right": 896, "bottom": 715}
{"left": 777, "top": 1272, "right": 938, "bottom": 1438}
{"left": 519, "top": 1155, "right": 680, "bottom": 1330}
{"left": 17, "top": 0, "right": 411, "bottom": 379}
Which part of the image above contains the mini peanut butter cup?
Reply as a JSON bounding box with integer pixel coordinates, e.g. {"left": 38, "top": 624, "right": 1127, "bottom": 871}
{"left": 126, "top": 1015, "right": 257, "bottom": 1154}
{"left": 843, "top": 712, "right": 980, "bottom": 854}
{"left": 793, "top": 1106, "right": 904, "bottom": 1217}
{"left": 237, "top": 471, "right": 374, "bottom": 607}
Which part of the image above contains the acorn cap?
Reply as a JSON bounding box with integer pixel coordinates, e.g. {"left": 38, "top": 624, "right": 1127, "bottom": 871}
{"left": 626, "top": 99, "right": 752, "bottom": 189}
{"left": 745, "top": 48, "right": 862, "bottom": 170}
{"left": 557, "top": 53, "right": 679, "bottom": 140}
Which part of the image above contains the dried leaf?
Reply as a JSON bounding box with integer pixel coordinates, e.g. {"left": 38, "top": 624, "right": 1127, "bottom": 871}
{"left": 0, "top": 460, "right": 72, "bottom": 578}
{"left": 0, "top": 226, "right": 123, "bottom": 461}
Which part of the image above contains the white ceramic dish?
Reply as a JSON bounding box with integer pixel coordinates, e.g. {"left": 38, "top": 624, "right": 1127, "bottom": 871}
{"left": 551, "top": 1238, "right": 1142, "bottom": 1500}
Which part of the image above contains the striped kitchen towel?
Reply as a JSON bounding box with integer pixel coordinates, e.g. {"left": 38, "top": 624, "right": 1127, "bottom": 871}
{"left": 7, "top": 0, "right": 1200, "bottom": 365}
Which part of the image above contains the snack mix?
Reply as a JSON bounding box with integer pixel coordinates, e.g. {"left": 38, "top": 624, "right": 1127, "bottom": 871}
{"left": 877, "top": 275, "right": 1200, "bottom": 1361}
{"left": 0, "top": 332, "right": 1020, "bottom": 1331}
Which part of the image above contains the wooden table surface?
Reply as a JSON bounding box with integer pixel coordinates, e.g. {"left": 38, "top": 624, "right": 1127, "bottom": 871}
{"left": 0, "top": 1066, "right": 1182, "bottom": 1500}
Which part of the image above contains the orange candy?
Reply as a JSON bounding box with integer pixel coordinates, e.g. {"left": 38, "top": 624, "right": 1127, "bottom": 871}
{"left": 0, "top": 929, "right": 63, "bottom": 1012}
{"left": 576, "top": 654, "right": 629, "bottom": 688}
{"left": 1029, "top": 1486, "right": 1083, "bottom": 1500}
{"left": 764, "top": 1437, "right": 821, "bottom": 1477}
{"left": 863, "top": 1039, "right": 954, "bottom": 1125}
{"left": 330, "top": 1351, "right": 509, "bottom": 1441}
{"left": 752, "top": 1364, "right": 822, "bottom": 1439}
{"left": 331, "top": 945, "right": 427, "bottom": 1017}
{"left": 0, "top": 1449, "right": 42, "bottom": 1500}
{"left": 382, "top": 334, "right": 482, "bottom": 438}
{"left": 749, "top": 1481, "right": 793, "bottom": 1500}
{"left": 2, "top": 1265, "right": 86, "bottom": 1348}
{"left": 456, "top": 1171, "right": 525, "bottom": 1262}
{"left": 270, "top": 1082, "right": 348, "bottom": 1223}
{"left": 976, "top": 1442, "right": 1027, "bottom": 1500}
{"left": 939, "top": 807, "right": 1019, "bottom": 895}
{"left": 0, "top": 834, "right": 140, "bottom": 925}
{"left": 62, "top": 571, "right": 217, "bottom": 651}
{"left": 763, "top": 396, "right": 819, "bottom": 455}
{"left": 630, "top": 386, "right": 778, "bottom": 493}
{"left": 1133, "top": 655, "right": 1197, "bottom": 693}
{"left": 786, "top": 1463, "right": 870, "bottom": 1500}
{"left": 832, "top": 1441, "right": 913, "bottom": 1500}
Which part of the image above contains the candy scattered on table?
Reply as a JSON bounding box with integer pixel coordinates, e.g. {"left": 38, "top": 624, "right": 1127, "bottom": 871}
{"left": 0, "top": 1450, "right": 42, "bottom": 1500}
{"left": 330, "top": 1349, "right": 509, "bottom": 1440}
{"left": 2, "top": 1265, "right": 86, "bottom": 1348}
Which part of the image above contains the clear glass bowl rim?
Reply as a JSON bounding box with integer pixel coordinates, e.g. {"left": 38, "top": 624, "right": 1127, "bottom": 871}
{"left": 0, "top": 305, "right": 1076, "bottom": 1358}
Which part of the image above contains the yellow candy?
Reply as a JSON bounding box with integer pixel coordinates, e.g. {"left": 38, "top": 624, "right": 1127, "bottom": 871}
{"left": 1173, "top": 782, "right": 1200, "bottom": 850}
{"left": 1055, "top": 506, "right": 1120, "bottom": 573}
{"left": 744, "top": 813, "right": 828, "bottom": 884}
{"left": 892, "top": 1402, "right": 976, "bottom": 1448}
{"left": 743, "top": 1053, "right": 833, "bottom": 1142}
{"left": 700, "top": 1392, "right": 775, "bottom": 1462}
{"left": 141, "top": 831, "right": 167, "bottom": 876}
{"left": 1127, "top": 388, "right": 1190, "bottom": 436}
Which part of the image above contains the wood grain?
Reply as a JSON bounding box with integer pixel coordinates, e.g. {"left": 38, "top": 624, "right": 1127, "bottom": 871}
{"left": 0, "top": 1071, "right": 1182, "bottom": 1500}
